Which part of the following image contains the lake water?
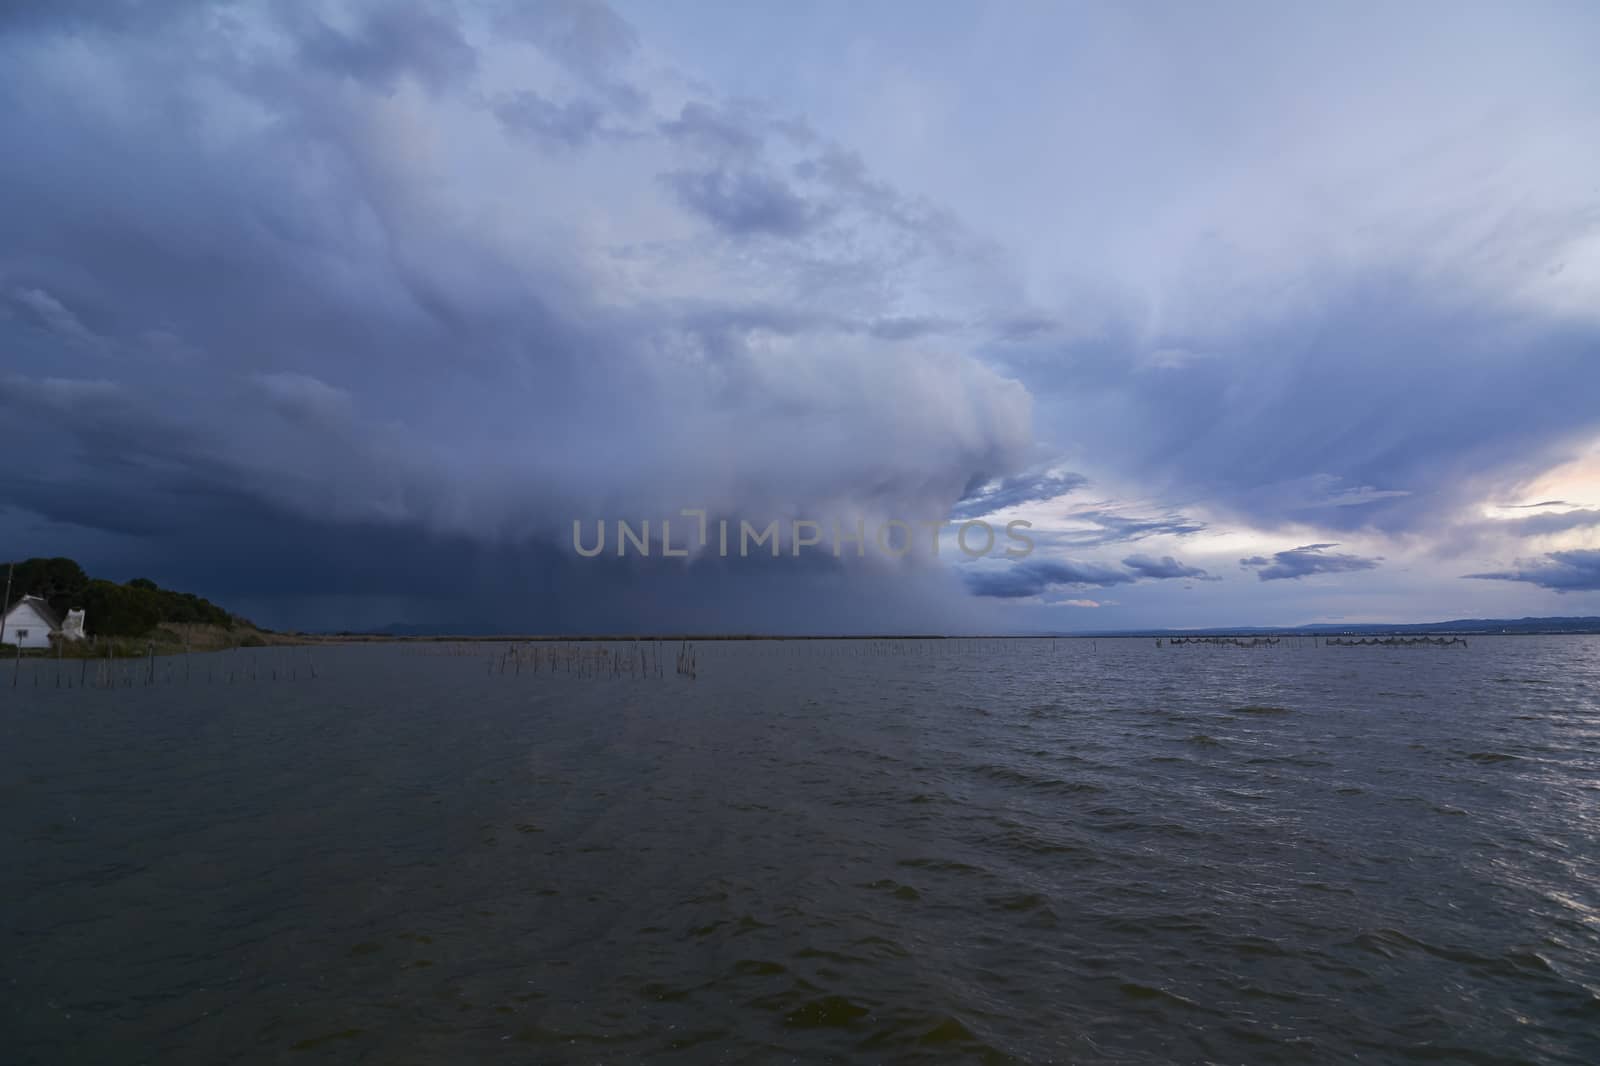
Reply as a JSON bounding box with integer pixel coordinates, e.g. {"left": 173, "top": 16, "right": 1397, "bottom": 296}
{"left": 3, "top": 637, "right": 1599, "bottom": 1064}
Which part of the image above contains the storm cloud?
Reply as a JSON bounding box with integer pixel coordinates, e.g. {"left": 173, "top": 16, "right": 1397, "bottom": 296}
{"left": 950, "top": 470, "right": 1088, "bottom": 520}
{"left": 1122, "top": 555, "right": 1213, "bottom": 581}
{"left": 1466, "top": 550, "right": 1600, "bottom": 594}
{"left": 964, "top": 553, "right": 1208, "bottom": 600}
{"left": 2, "top": 1, "right": 1597, "bottom": 630}
{"left": 1240, "top": 545, "right": 1382, "bottom": 582}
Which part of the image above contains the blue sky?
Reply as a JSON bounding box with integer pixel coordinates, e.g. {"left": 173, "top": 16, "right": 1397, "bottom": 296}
{"left": 2, "top": 1, "right": 1598, "bottom": 633}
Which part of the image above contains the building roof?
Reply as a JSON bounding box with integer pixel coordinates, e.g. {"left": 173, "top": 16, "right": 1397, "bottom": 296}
{"left": 5, "top": 595, "right": 63, "bottom": 631}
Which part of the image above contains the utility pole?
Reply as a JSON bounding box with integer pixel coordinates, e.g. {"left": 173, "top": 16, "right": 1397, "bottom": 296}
{"left": 0, "top": 561, "right": 12, "bottom": 647}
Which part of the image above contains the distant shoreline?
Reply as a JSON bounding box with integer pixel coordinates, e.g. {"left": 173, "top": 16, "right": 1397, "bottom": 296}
{"left": 16, "top": 626, "right": 1589, "bottom": 659}
{"left": 302, "top": 625, "right": 1600, "bottom": 642}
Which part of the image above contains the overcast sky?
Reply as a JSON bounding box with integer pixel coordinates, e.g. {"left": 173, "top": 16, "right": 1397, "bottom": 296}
{"left": 2, "top": 0, "right": 1598, "bottom": 633}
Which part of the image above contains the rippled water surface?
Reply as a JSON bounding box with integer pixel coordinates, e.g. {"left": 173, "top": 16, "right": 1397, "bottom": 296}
{"left": 4, "top": 636, "right": 1600, "bottom": 1064}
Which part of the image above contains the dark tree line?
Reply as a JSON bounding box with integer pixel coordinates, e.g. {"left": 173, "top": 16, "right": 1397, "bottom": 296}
{"left": 3, "top": 557, "right": 238, "bottom": 636}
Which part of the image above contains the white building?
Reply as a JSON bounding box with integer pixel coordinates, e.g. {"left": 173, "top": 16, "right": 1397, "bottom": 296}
{"left": 1, "top": 595, "right": 84, "bottom": 648}
{"left": 62, "top": 609, "right": 86, "bottom": 641}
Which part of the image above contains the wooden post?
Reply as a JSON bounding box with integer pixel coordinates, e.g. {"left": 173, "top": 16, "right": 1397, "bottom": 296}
{"left": 0, "top": 559, "right": 11, "bottom": 648}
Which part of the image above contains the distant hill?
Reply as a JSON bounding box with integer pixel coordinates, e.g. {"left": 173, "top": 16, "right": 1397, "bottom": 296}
{"left": 337, "top": 616, "right": 1600, "bottom": 640}
{"left": 1074, "top": 616, "right": 1600, "bottom": 637}
{"left": 3, "top": 556, "right": 247, "bottom": 638}
{"left": 363, "top": 622, "right": 503, "bottom": 638}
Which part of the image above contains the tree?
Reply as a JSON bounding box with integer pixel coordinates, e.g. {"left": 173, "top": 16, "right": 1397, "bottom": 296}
{"left": 1, "top": 558, "right": 237, "bottom": 636}
{"left": 2, "top": 557, "right": 89, "bottom": 613}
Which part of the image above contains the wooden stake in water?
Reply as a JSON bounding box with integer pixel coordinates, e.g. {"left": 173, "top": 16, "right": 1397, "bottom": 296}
{"left": 0, "top": 560, "right": 11, "bottom": 648}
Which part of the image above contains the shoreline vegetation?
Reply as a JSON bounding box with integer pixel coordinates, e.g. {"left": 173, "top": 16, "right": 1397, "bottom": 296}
{"left": 1, "top": 556, "right": 289, "bottom": 660}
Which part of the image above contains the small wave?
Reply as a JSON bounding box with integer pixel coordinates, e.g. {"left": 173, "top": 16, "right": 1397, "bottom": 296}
{"left": 290, "top": 1029, "right": 365, "bottom": 1051}
{"left": 1229, "top": 704, "right": 1293, "bottom": 715}
{"left": 1246, "top": 755, "right": 1332, "bottom": 768}
{"left": 917, "top": 1015, "right": 981, "bottom": 1045}
{"left": 782, "top": 994, "right": 872, "bottom": 1029}
{"left": 1348, "top": 927, "right": 1535, "bottom": 977}
{"left": 1118, "top": 981, "right": 1211, "bottom": 1012}
{"left": 989, "top": 825, "right": 1090, "bottom": 858}
{"left": 860, "top": 878, "right": 921, "bottom": 901}
{"left": 973, "top": 764, "right": 1105, "bottom": 794}
{"left": 1231, "top": 936, "right": 1293, "bottom": 959}
{"left": 985, "top": 891, "right": 1047, "bottom": 911}
{"left": 731, "top": 959, "right": 786, "bottom": 976}
{"left": 847, "top": 935, "right": 911, "bottom": 960}
{"left": 662, "top": 1028, "right": 731, "bottom": 1053}
{"left": 896, "top": 857, "right": 990, "bottom": 877}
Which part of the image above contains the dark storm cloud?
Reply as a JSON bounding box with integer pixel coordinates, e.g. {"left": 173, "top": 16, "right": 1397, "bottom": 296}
{"left": 492, "top": 89, "right": 608, "bottom": 147}
{"left": 12, "top": 1, "right": 1589, "bottom": 632}
{"left": 964, "top": 560, "right": 1134, "bottom": 599}
{"left": 1465, "top": 550, "right": 1600, "bottom": 593}
{"left": 1121, "top": 554, "right": 1213, "bottom": 581}
{"left": 493, "top": 0, "right": 647, "bottom": 114}
{"left": 1488, "top": 509, "right": 1600, "bottom": 538}
{"left": 964, "top": 552, "right": 1209, "bottom": 599}
{"left": 660, "top": 101, "right": 767, "bottom": 157}
{"left": 1239, "top": 543, "right": 1381, "bottom": 582}
{"left": 1043, "top": 508, "right": 1207, "bottom": 548}
{"left": 0, "top": 0, "right": 197, "bottom": 33}
{"left": 949, "top": 471, "right": 1087, "bottom": 520}
{"left": 291, "top": 3, "right": 477, "bottom": 92}
{"left": 1004, "top": 275, "right": 1600, "bottom": 535}
{"left": 495, "top": 0, "right": 638, "bottom": 81}
{"left": 867, "top": 315, "right": 956, "bottom": 341}
{"left": 0, "top": 1, "right": 1034, "bottom": 631}
{"left": 791, "top": 146, "right": 970, "bottom": 252}
{"left": 988, "top": 313, "right": 1065, "bottom": 342}
{"left": 660, "top": 168, "right": 824, "bottom": 238}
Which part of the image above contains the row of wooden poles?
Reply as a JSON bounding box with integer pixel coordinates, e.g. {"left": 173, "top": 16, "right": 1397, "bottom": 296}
{"left": 412, "top": 640, "right": 700, "bottom": 680}
{"left": 10, "top": 642, "right": 319, "bottom": 689}
{"left": 1165, "top": 636, "right": 1282, "bottom": 648}
{"left": 1325, "top": 636, "right": 1469, "bottom": 647}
